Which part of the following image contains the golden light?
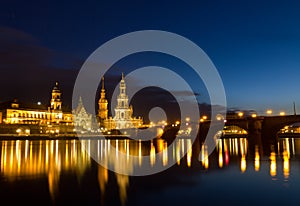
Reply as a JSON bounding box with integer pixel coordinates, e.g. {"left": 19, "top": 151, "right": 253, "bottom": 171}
{"left": 270, "top": 152, "right": 276, "bottom": 177}
{"left": 187, "top": 139, "right": 192, "bottom": 168}
{"left": 202, "top": 115, "right": 208, "bottom": 120}
{"left": 216, "top": 114, "right": 223, "bottom": 121}
{"left": 283, "top": 151, "right": 290, "bottom": 179}
{"left": 279, "top": 112, "right": 285, "bottom": 116}
{"left": 240, "top": 155, "right": 246, "bottom": 173}
{"left": 185, "top": 117, "right": 190, "bottom": 122}
{"left": 162, "top": 142, "right": 168, "bottom": 166}
{"left": 150, "top": 142, "right": 156, "bottom": 166}
{"left": 175, "top": 121, "right": 180, "bottom": 125}
{"left": 254, "top": 146, "right": 260, "bottom": 172}
{"left": 200, "top": 119, "right": 204, "bottom": 122}
{"left": 238, "top": 112, "right": 244, "bottom": 117}
{"left": 218, "top": 141, "right": 223, "bottom": 168}
{"left": 266, "top": 110, "right": 273, "bottom": 115}
{"left": 251, "top": 113, "right": 257, "bottom": 118}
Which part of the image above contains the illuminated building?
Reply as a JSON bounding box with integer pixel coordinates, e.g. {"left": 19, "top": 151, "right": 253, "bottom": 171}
{"left": 98, "top": 77, "right": 108, "bottom": 123}
{"left": 103, "top": 73, "right": 143, "bottom": 130}
{"left": 72, "top": 96, "right": 92, "bottom": 131}
{"left": 0, "top": 82, "right": 74, "bottom": 134}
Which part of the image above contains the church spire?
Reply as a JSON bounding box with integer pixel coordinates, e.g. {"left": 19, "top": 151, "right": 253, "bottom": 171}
{"left": 102, "top": 77, "right": 105, "bottom": 90}
{"left": 98, "top": 77, "right": 108, "bottom": 121}
{"left": 78, "top": 96, "right": 83, "bottom": 106}
{"left": 101, "top": 77, "right": 106, "bottom": 99}
{"left": 50, "top": 81, "right": 62, "bottom": 111}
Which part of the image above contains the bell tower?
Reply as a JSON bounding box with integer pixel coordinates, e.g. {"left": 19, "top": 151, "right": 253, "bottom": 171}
{"left": 50, "top": 82, "right": 62, "bottom": 111}
{"left": 98, "top": 77, "right": 108, "bottom": 121}
{"left": 114, "top": 73, "right": 132, "bottom": 129}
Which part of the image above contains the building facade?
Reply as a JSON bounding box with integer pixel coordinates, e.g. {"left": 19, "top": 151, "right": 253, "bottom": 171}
{"left": 0, "top": 82, "right": 74, "bottom": 134}
{"left": 102, "top": 73, "right": 143, "bottom": 130}
{"left": 73, "top": 96, "right": 92, "bottom": 131}
{"left": 98, "top": 77, "right": 108, "bottom": 123}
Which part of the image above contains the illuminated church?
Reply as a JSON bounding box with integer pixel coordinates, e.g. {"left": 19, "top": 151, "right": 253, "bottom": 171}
{"left": 0, "top": 82, "right": 76, "bottom": 135}
{"left": 98, "top": 74, "right": 143, "bottom": 131}
{"left": 0, "top": 82, "right": 73, "bottom": 125}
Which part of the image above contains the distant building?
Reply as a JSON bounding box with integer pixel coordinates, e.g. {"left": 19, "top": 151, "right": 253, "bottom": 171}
{"left": 0, "top": 82, "right": 73, "bottom": 134}
{"left": 0, "top": 74, "right": 144, "bottom": 134}
{"left": 98, "top": 77, "right": 108, "bottom": 124}
{"left": 102, "top": 73, "right": 143, "bottom": 130}
{"left": 72, "top": 96, "right": 92, "bottom": 131}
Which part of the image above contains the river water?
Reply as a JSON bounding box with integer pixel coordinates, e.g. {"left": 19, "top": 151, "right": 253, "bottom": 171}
{"left": 0, "top": 137, "right": 299, "bottom": 206}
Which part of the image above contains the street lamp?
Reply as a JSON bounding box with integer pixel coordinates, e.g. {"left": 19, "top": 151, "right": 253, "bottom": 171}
{"left": 279, "top": 112, "right": 285, "bottom": 116}
{"left": 266, "top": 110, "right": 273, "bottom": 115}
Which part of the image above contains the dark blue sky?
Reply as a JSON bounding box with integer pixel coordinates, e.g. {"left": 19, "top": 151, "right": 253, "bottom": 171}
{"left": 1, "top": 0, "right": 300, "bottom": 115}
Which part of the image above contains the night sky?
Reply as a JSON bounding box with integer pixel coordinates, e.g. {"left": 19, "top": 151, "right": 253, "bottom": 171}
{"left": 1, "top": 0, "right": 300, "bottom": 115}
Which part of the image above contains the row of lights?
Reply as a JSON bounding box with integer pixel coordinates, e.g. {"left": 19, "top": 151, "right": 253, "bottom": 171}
{"left": 199, "top": 109, "right": 287, "bottom": 122}
{"left": 266, "top": 110, "right": 286, "bottom": 116}
{"left": 151, "top": 109, "right": 288, "bottom": 126}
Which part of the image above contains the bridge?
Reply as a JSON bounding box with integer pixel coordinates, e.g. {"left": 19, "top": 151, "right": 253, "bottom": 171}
{"left": 199, "top": 115, "right": 300, "bottom": 144}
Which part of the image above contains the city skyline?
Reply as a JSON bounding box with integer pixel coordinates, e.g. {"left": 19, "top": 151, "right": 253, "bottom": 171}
{"left": 1, "top": 1, "right": 300, "bottom": 115}
{"left": 1, "top": 2, "right": 300, "bottom": 205}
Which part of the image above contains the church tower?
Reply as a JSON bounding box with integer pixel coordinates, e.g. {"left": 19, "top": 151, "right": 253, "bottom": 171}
{"left": 114, "top": 73, "right": 132, "bottom": 128}
{"left": 103, "top": 73, "right": 143, "bottom": 130}
{"left": 50, "top": 82, "right": 62, "bottom": 111}
{"left": 98, "top": 77, "right": 108, "bottom": 122}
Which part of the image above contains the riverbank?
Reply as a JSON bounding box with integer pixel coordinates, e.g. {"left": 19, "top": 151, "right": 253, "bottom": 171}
{"left": 0, "top": 133, "right": 133, "bottom": 140}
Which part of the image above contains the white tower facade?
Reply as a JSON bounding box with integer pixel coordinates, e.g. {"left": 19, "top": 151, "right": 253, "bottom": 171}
{"left": 103, "top": 73, "right": 143, "bottom": 130}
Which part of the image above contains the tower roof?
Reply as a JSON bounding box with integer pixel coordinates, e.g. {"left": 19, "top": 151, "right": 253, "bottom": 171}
{"left": 53, "top": 81, "right": 60, "bottom": 91}
{"left": 102, "top": 77, "right": 105, "bottom": 90}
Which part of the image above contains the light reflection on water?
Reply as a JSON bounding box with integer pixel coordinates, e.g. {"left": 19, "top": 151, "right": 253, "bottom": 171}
{"left": 0, "top": 137, "right": 300, "bottom": 205}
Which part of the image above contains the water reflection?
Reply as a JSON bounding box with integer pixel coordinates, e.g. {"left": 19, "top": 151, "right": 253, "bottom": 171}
{"left": 0, "top": 140, "right": 91, "bottom": 201}
{"left": 93, "top": 138, "right": 194, "bottom": 205}
{"left": 212, "top": 137, "right": 300, "bottom": 180}
{"left": 1, "top": 137, "right": 300, "bottom": 205}
{"left": 254, "top": 145, "right": 260, "bottom": 171}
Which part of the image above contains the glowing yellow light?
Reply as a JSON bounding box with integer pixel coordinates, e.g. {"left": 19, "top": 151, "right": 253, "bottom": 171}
{"left": 175, "top": 121, "right": 180, "bottom": 125}
{"left": 162, "top": 142, "right": 168, "bottom": 166}
{"left": 150, "top": 142, "right": 156, "bottom": 166}
{"left": 240, "top": 155, "right": 246, "bottom": 173}
{"left": 283, "top": 151, "right": 290, "bottom": 179}
{"left": 201, "top": 145, "right": 209, "bottom": 169}
{"left": 270, "top": 152, "right": 276, "bottom": 177}
{"left": 218, "top": 149, "right": 223, "bottom": 168}
{"left": 238, "top": 112, "right": 244, "bottom": 117}
{"left": 185, "top": 117, "right": 190, "bottom": 122}
{"left": 157, "top": 139, "right": 164, "bottom": 152}
{"left": 138, "top": 140, "right": 142, "bottom": 166}
{"left": 216, "top": 114, "right": 223, "bottom": 121}
{"left": 266, "top": 110, "right": 272, "bottom": 115}
{"left": 279, "top": 112, "right": 285, "bottom": 116}
{"left": 254, "top": 146, "right": 260, "bottom": 172}
{"left": 157, "top": 128, "right": 164, "bottom": 137}
{"left": 176, "top": 141, "right": 181, "bottom": 165}
{"left": 200, "top": 119, "right": 204, "bottom": 122}
{"left": 202, "top": 115, "right": 208, "bottom": 120}
{"left": 187, "top": 139, "right": 192, "bottom": 168}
